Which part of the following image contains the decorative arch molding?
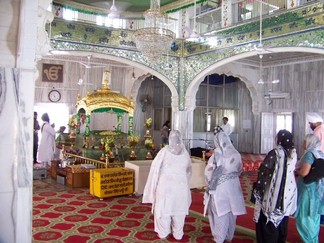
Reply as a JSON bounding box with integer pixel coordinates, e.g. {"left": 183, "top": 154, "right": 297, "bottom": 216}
{"left": 44, "top": 50, "right": 179, "bottom": 110}
{"left": 185, "top": 46, "right": 324, "bottom": 113}
{"left": 50, "top": 40, "right": 180, "bottom": 88}
{"left": 130, "top": 73, "right": 179, "bottom": 111}
{"left": 49, "top": 42, "right": 324, "bottom": 113}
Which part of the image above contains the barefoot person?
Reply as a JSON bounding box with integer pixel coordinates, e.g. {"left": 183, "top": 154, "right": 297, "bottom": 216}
{"left": 143, "top": 130, "right": 192, "bottom": 240}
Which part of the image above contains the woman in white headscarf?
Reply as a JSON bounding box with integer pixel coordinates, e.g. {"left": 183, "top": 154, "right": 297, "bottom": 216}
{"left": 143, "top": 130, "right": 192, "bottom": 240}
{"left": 204, "top": 128, "right": 246, "bottom": 243}
{"left": 295, "top": 134, "right": 324, "bottom": 243}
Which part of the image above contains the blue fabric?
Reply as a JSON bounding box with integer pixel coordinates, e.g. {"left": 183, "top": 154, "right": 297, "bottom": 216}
{"left": 295, "top": 151, "right": 323, "bottom": 243}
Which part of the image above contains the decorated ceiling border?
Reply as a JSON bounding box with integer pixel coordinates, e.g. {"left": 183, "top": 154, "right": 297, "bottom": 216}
{"left": 53, "top": 0, "right": 108, "bottom": 16}
{"left": 48, "top": 18, "right": 184, "bottom": 57}
{"left": 49, "top": 2, "right": 324, "bottom": 59}
{"left": 50, "top": 39, "right": 180, "bottom": 86}
{"left": 164, "top": 0, "right": 207, "bottom": 14}
{"left": 183, "top": 3, "right": 324, "bottom": 56}
{"left": 184, "top": 28, "right": 324, "bottom": 90}
{"left": 53, "top": 0, "right": 208, "bottom": 17}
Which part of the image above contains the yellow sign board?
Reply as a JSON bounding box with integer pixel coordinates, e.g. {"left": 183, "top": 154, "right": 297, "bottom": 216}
{"left": 90, "top": 168, "right": 134, "bottom": 198}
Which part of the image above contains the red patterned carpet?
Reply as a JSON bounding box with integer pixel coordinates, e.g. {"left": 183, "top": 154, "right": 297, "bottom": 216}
{"left": 33, "top": 180, "right": 256, "bottom": 242}
{"left": 241, "top": 153, "right": 265, "bottom": 172}
{"left": 191, "top": 171, "right": 324, "bottom": 243}
{"left": 33, "top": 158, "right": 323, "bottom": 242}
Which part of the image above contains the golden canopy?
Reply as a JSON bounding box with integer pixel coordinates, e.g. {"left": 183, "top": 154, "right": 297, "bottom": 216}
{"left": 76, "top": 70, "right": 134, "bottom": 115}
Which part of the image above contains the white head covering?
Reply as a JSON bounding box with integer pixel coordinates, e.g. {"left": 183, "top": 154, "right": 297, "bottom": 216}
{"left": 167, "top": 130, "right": 185, "bottom": 155}
{"left": 307, "top": 112, "right": 323, "bottom": 123}
{"left": 304, "top": 134, "right": 324, "bottom": 159}
{"left": 213, "top": 130, "right": 242, "bottom": 174}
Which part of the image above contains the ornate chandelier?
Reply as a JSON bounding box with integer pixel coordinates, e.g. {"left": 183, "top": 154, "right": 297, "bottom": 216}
{"left": 133, "top": 0, "right": 175, "bottom": 62}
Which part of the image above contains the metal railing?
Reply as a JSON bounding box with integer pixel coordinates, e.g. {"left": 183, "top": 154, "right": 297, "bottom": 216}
{"left": 63, "top": 151, "right": 125, "bottom": 169}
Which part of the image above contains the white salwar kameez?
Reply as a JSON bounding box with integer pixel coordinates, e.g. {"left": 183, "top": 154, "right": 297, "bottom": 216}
{"left": 143, "top": 130, "right": 192, "bottom": 240}
{"left": 203, "top": 131, "right": 246, "bottom": 243}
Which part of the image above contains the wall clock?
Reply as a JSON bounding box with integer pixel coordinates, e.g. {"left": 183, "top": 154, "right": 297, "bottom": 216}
{"left": 48, "top": 89, "right": 61, "bottom": 102}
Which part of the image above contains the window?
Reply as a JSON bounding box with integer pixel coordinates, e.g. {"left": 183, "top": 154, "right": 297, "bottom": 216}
{"left": 96, "top": 15, "right": 104, "bottom": 26}
{"left": 276, "top": 112, "right": 293, "bottom": 133}
{"left": 105, "top": 18, "right": 126, "bottom": 29}
{"left": 207, "top": 113, "right": 211, "bottom": 132}
{"left": 193, "top": 108, "right": 237, "bottom": 132}
{"left": 63, "top": 8, "right": 78, "bottom": 21}
{"left": 34, "top": 103, "right": 70, "bottom": 134}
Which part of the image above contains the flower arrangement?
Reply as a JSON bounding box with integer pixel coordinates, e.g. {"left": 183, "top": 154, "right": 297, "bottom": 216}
{"left": 98, "top": 131, "right": 120, "bottom": 136}
{"left": 144, "top": 117, "right": 152, "bottom": 129}
{"left": 127, "top": 135, "right": 140, "bottom": 148}
{"left": 145, "top": 138, "right": 154, "bottom": 149}
{"left": 68, "top": 114, "right": 77, "bottom": 129}
{"left": 100, "top": 136, "right": 115, "bottom": 152}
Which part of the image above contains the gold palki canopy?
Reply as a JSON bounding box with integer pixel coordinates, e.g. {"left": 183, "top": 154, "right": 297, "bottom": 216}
{"left": 76, "top": 70, "right": 134, "bottom": 116}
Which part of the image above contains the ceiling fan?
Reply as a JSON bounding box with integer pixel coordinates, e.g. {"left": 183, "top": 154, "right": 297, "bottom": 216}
{"left": 78, "top": 55, "right": 107, "bottom": 69}
{"left": 78, "top": 55, "right": 105, "bottom": 87}
{"left": 255, "top": 0, "right": 275, "bottom": 55}
{"left": 86, "top": 0, "right": 132, "bottom": 19}
{"left": 108, "top": 0, "right": 120, "bottom": 19}
{"left": 257, "top": 53, "right": 281, "bottom": 85}
{"left": 255, "top": 1, "right": 280, "bottom": 86}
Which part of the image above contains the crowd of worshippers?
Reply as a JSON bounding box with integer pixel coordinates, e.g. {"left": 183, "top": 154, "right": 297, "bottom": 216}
{"left": 33, "top": 111, "right": 324, "bottom": 242}
{"left": 142, "top": 113, "right": 324, "bottom": 243}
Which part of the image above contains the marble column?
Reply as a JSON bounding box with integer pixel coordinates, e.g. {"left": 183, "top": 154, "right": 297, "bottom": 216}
{"left": 0, "top": 68, "right": 35, "bottom": 243}
{"left": 0, "top": 0, "right": 52, "bottom": 242}
{"left": 172, "top": 94, "right": 195, "bottom": 150}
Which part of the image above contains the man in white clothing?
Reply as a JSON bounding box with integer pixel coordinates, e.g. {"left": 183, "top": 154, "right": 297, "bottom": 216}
{"left": 220, "top": 117, "right": 232, "bottom": 136}
{"left": 38, "top": 113, "right": 56, "bottom": 167}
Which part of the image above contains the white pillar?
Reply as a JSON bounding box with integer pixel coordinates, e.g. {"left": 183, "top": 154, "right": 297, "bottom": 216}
{"left": 0, "top": 0, "right": 52, "bottom": 242}
{"left": 221, "top": 0, "right": 232, "bottom": 28}
{"left": 172, "top": 94, "right": 195, "bottom": 151}
{"left": 287, "top": 0, "right": 300, "bottom": 9}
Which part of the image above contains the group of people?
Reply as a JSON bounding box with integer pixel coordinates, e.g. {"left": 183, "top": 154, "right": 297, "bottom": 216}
{"left": 252, "top": 112, "right": 324, "bottom": 243}
{"left": 33, "top": 112, "right": 88, "bottom": 166}
{"left": 143, "top": 126, "right": 245, "bottom": 242}
{"left": 143, "top": 113, "right": 324, "bottom": 242}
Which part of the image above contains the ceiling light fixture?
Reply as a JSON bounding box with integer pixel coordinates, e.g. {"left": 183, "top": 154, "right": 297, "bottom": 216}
{"left": 133, "top": 0, "right": 175, "bottom": 62}
{"left": 190, "top": 0, "right": 200, "bottom": 38}
{"left": 108, "top": 0, "right": 120, "bottom": 19}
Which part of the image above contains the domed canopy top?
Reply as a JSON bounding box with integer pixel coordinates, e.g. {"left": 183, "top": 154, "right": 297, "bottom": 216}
{"left": 77, "top": 71, "right": 134, "bottom": 115}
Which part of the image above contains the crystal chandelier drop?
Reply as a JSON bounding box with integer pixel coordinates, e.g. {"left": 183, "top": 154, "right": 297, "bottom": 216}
{"left": 133, "top": 0, "right": 175, "bottom": 62}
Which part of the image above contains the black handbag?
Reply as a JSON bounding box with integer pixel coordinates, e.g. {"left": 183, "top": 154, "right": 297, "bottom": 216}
{"left": 304, "top": 158, "right": 324, "bottom": 184}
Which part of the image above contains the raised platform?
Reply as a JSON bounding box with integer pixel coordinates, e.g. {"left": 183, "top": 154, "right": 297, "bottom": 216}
{"left": 124, "top": 157, "right": 206, "bottom": 195}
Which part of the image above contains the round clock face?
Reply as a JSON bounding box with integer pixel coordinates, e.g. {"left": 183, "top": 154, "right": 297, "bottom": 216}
{"left": 48, "top": 90, "right": 61, "bottom": 102}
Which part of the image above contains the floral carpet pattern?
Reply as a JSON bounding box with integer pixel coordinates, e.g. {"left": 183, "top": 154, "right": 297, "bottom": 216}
{"left": 33, "top": 180, "right": 256, "bottom": 242}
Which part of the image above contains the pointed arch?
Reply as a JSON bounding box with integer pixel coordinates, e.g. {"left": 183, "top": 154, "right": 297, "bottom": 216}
{"left": 185, "top": 47, "right": 324, "bottom": 114}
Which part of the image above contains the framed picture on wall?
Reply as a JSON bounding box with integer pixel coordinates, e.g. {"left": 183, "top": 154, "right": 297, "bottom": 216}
{"left": 42, "top": 63, "right": 63, "bottom": 83}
